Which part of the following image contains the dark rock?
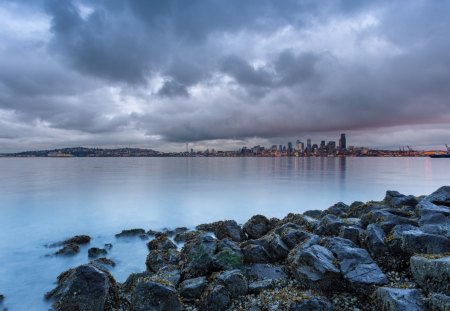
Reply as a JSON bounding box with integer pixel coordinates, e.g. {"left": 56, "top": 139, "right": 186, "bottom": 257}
{"left": 0, "top": 294, "right": 3, "bottom": 303}
{"left": 287, "top": 242, "right": 341, "bottom": 293}
{"left": 243, "top": 215, "right": 271, "bottom": 239}
{"left": 197, "top": 220, "right": 245, "bottom": 242}
{"left": 244, "top": 264, "right": 288, "bottom": 281}
{"left": 275, "top": 223, "right": 313, "bottom": 249}
{"left": 64, "top": 235, "right": 91, "bottom": 245}
{"left": 279, "top": 213, "right": 320, "bottom": 231}
{"left": 152, "top": 266, "right": 181, "bottom": 287}
{"left": 385, "top": 190, "right": 418, "bottom": 208}
{"left": 104, "top": 243, "right": 113, "bottom": 250}
{"left": 90, "top": 257, "right": 116, "bottom": 270}
{"left": 180, "top": 233, "right": 217, "bottom": 278}
{"left": 146, "top": 249, "right": 180, "bottom": 273}
{"left": 88, "top": 247, "right": 107, "bottom": 259}
{"left": 163, "top": 227, "right": 189, "bottom": 236}
{"left": 45, "top": 264, "right": 120, "bottom": 311}
{"left": 202, "top": 284, "right": 230, "bottom": 311}
{"left": 303, "top": 209, "right": 323, "bottom": 219}
{"left": 55, "top": 243, "right": 80, "bottom": 256}
{"left": 361, "top": 209, "right": 418, "bottom": 233}
{"left": 339, "top": 226, "right": 362, "bottom": 245}
{"left": 178, "top": 276, "right": 207, "bottom": 299}
{"left": 265, "top": 233, "right": 290, "bottom": 260}
{"left": 375, "top": 287, "right": 424, "bottom": 311}
{"left": 366, "top": 224, "right": 389, "bottom": 256}
{"left": 147, "top": 235, "right": 177, "bottom": 251}
{"left": 324, "top": 202, "right": 350, "bottom": 217}
{"left": 315, "top": 214, "right": 348, "bottom": 236}
{"left": 324, "top": 237, "right": 387, "bottom": 292}
{"left": 212, "top": 239, "right": 244, "bottom": 270}
{"left": 115, "top": 228, "right": 145, "bottom": 238}
{"left": 422, "top": 186, "right": 450, "bottom": 206}
{"left": 242, "top": 244, "right": 271, "bottom": 264}
{"left": 410, "top": 255, "right": 450, "bottom": 293}
{"left": 174, "top": 230, "right": 205, "bottom": 243}
{"left": 248, "top": 279, "right": 274, "bottom": 293}
{"left": 289, "top": 295, "right": 333, "bottom": 311}
{"left": 216, "top": 269, "right": 248, "bottom": 297}
{"left": 429, "top": 293, "right": 450, "bottom": 311}
{"left": 130, "top": 281, "right": 182, "bottom": 311}
{"left": 147, "top": 229, "right": 162, "bottom": 236}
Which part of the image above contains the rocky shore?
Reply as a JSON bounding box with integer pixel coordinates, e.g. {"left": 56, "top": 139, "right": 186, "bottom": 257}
{"left": 36, "top": 186, "right": 450, "bottom": 310}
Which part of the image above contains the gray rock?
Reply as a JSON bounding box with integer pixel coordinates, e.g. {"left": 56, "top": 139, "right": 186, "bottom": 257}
{"left": 303, "top": 210, "right": 323, "bottom": 219}
{"left": 315, "top": 214, "right": 348, "bottom": 236}
{"left": 242, "top": 244, "right": 271, "bottom": 264}
{"left": 375, "top": 287, "right": 424, "bottom": 311}
{"left": 202, "top": 284, "right": 230, "bottom": 311}
{"left": 146, "top": 249, "right": 180, "bottom": 273}
{"left": 386, "top": 224, "right": 419, "bottom": 255}
{"left": 400, "top": 228, "right": 450, "bottom": 255}
{"left": 115, "top": 228, "right": 145, "bottom": 238}
{"left": 324, "top": 237, "right": 387, "bottom": 292}
{"left": 422, "top": 186, "right": 450, "bottom": 206}
{"left": 279, "top": 213, "right": 320, "bottom": 231}
{"left": 244, "top": 264, "right": 288, "bottom": 281}
{"left": 324, "top": 202, "right": 350, "bottom": 217}
{"left": 90, "top": 257, "right": 116, "bottom": 271}
{"left": 212, "top": 238, "right": 244, "bottom": 270}
{"left": 361, "top": 209, "right": 417, "bottom": 233}
{"left": 243, "top": 215, "right": 271, "bottom": 239}
{"left": 45, "top": 264, "right": 120, "bottom": 311}
{"left": 385, "top": 191, "right": 418, "bottom": 208}
{"left": 88, "top": 247, "right": 107, "bottom": 259}
{"left": 196, "top": 220, "right": 245, "bottom": 242}
{"left": 55, "top": 243, "right": 80, "bottom": 256}
{"left": 178, "top": 276, "right": 207, "bottom": 299}
{"left": 130, "top": 281, "right": 182, "bottom": 311}
{"left": 180, "top": 233, "right": 217, "bottom": 278}
{"left": 248, "top": 279, "right": 274, "bottom": 293}
{"left": 147, "top": 235, "right": 177, "bottom": 251}
{"left": 339, "top": 226, "right": 362, "bottom": 245}
{"left": 173, "top": 230, "right": 205, "bottom": 243}
{"left": 216, "top": 269, "right": 248, "bottom": 297}
{"left": 429, "top": 293, "right": 450, "bottom": 311}
{"left": 410, "top": 255, "right": 450, "bottom": 293}
{"left": 151, "top": 266, "right": 181, "bottom": 287}
{"left": 366, "top": 224, "right": 388, "bottom": 256}
{"left": 288, "top": 243, "right": 341, "bottom": 292}
{"left": 61, "top": 235, "right": 91, "bottom": 245}
{"left": 289, "top": 295, "right": 333, "bottom": 311}
{"left": 265, "top": 233, "right": 290, "bottom": 260}
{"left": 276, "top": 223, "right": 313, "bottom": 249}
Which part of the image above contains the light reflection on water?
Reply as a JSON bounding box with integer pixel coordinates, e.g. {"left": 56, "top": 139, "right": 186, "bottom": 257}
{"left": 0, "top": 157, "right": 449, "bottom": 309}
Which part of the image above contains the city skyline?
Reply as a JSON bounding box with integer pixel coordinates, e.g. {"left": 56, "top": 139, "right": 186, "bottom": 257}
{"left": 1, "top": 1, "right": 450, "bottom": 152}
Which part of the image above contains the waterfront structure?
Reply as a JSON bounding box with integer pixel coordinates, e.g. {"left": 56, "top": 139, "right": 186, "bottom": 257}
{"left": 339, "top": 133, "right": 347, "bottom": 150}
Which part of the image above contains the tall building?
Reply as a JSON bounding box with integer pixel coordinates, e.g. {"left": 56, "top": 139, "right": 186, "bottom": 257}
{"left": 327, "top": 141, "right": 336, "bottom": 154}
{"left": 307, "top": 138, "right": 312, "bottom": 151}
{"left": 339, "top": 133, "right": 346, "bottom": 150}
{"left": 287, "top": 142, "right": 293, "bottom": 154}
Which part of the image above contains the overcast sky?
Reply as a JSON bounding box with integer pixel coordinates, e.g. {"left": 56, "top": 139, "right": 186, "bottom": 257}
{"left": 1, "top": 0, "right": 450, "bottom": 152}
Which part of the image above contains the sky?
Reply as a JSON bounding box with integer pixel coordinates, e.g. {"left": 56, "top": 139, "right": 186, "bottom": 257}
{"left": 1, "top": 0, "right": 450, "bottom": 152}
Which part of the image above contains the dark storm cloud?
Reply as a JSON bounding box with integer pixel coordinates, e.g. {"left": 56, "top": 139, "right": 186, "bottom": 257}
{"left": 1, "top": 0, "right": 450, "bottom": 151}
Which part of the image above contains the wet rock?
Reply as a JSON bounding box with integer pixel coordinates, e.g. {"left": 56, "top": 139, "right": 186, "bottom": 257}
{"left": 422, "top": 186, "right": 450, "bottom": 206}
{"left": 90, "top": 257, "right": 116, "bottom": 270}
{"left": 178, "top": 276, "right": 207, "bottom": 299}
{"left": 339, "top": 226, "right": 362, "bottom": 245}
{"left": 212, "top": 238, "right": 244, "bottom": 270}
{"left": 147, "top": 229, "right": 162, "bottom": 236}
{"left": 324, "top": 237, "right": 387, "bottom": 292}
{"left": 173, "top": 230, "right": 205, "bottom": 243}
{"left": 289, "top": 295, "right": 333, "bottom": 311}
{"left": 104, "top": 243, "right": 113, "bottom": 250}
{"left": 385, "top": 190, "right": 418, "bottom": 208}
{"left": 146, "top": 249, "right": 180, "bottom": 273}
{"left": 180, "top": 233, "right": 217, "bottom": 278}
{"left": 64, "top": 235, "right": 91, "bottom": 245}
{"left": 410, "top": 255, "right": 450, "bottom": 293}
{"left": 152, "top": 266, "right": 181, "bottom": 287}
{"left": 324, "top": 202, "right": 350, "bottom": 217}
{"left": 248, "top": 279, "right": 274, "bottom": 293}
{"left": 242, "top": 244, "right": 271, "bottom": 264}
{"left": 147, "top": 235, "right": 177, "bottom": 251}
{"left": 365, "top": 224, "right": 389, "bottom": 256}
{"left": 216, "top": 269, "right": 248, "bottom": 297}
{"left": 361, "top": 208, "right": 417, "bottom": 233}
{"left": 275, "top": 223, "right": 313, "bottom": 249}
{"left": 429, "top": 293, "right": 450, "bottom": 311}
{"left": 163, "top": 227, "right": 189, "bottom": 236}
{"left": 45, "top": 264, "right": 120, "bottom": 311}
{"left": 279, "top": 213, "right": 320, "bottom": 231}
{"left": 375, "top": 287, "right": 424, "bottom": 311}
{"left": 265, "top": 233, "right": 290, "bottom": 260}
{"left": 202, "top": 284, "right": 230, "bottom": 311}
{"left": 115, "top": 228, "right": 145, "bottom": 238}
{"left": 88, "top": 247, "right": 107, "bottom": 259}
{"left": 315, "top": 214, "right": 348, "bottom": 236}
{"left": 244, "top": 264, "right": 288, "bottom": 281}
{"left": 303, "top": 209, "right": 323, "bottom": 219}
{"left": 287, "top": 242, "right": 341, "bottom": 292}
{"left": 130, "top": 281, "right": 182, "bottom": 311}
{"left": 243, "top": 215, "right": 271, "bottom": 239}
{"left": 0, "top": 294, "right": 3, "bottom": 303}
{"left": 196, "top": 220, "right": 245, "bottom": 242}
{"left": 55, "top": 243, "right": 80, "bottom": 256}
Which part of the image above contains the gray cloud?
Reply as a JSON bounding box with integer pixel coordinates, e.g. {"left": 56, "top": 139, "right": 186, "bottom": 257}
{"left": 1, "top": 0, "right": 450, "bottom": 151}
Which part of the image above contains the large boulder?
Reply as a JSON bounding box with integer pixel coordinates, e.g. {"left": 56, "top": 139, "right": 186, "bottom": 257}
{"left": 324, "top": 237, "right": 387, "bottom": 292}
{"left": 314, "top": 214, "right": 348, "bottom": 236}
{"left": 55, "top": 243, "right": 80, "bottom": 256}
{"left": 323, "top": 202, "right": 350, "bottom": 217}
{"left": 275, "top": 223, "right": 313, "bottom": 249}
{"left": 375, "top": 287, "right": 424, "bottom": 311}
{"left": 180, "top": 233, "right": 217, "bottom": 278}
{"left": 278, "top": 213, "right": 320, "bottom": 231}
{"left": 410, "top": 255, "right": 450, "bottom": 293}
{"left": 178, "top": 276, "right": 207, "bottom": 300}
{"left": 196, "top": 220, "right": 245, "bottom": 242}
{"left": 45, "top": 264, "right": 120, "bottom": 311}
{"left": 339, "top": 226, "right": 362, "bottom": 245}
{"left": 115, "top": 228, "right": 145, "bottom": 238}
{"left": 147, "top": 235, "right": 177, "bottom": 251}
{"left": 241, "top": 244, "right": 271, "bottom": 264}
{"left": 88, "top": 247, "right": 107, "bottom": 259}
{"left": 365, "top": 224, "right": 389, "bottom": 256}
{"left": 212, "top": 239, "right": 244, "bottom": 270}
{"left": 216, "top": 269, "right": 248, "bottom": 297}
{"left": 201, "top": 284, "right": 230, "bottom": 311}
{"left": 429, "top": 293, "right": 450, "bottom": 311}
{"left": 422, "top": 186, "right": 450, "bottom": 206}
{"left": 243, "top": 215, "right": 271, "bottom": 239}
{"left": 361, "top": 208, "right": 417, "bottom": 233}
{"left": 146, "top": 249, "right": 180, "bottom": 273}
{"left": 384, "top": 191, "right": 418, "bottom": 208}
{"left": 130, "top": 281, "right": 182, "bottom": 311}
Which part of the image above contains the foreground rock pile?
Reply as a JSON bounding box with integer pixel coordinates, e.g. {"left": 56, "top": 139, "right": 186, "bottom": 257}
{"left": 44, "top": 186, "right": 450, "bottom": 310}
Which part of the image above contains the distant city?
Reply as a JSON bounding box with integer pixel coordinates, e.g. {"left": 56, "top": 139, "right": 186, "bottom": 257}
{"left": 1, "top": 133, "right": 447, "bottom": 158}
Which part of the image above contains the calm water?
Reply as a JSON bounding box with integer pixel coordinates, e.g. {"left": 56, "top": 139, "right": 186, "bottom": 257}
{"left": 0, "top": 157, "right": 449, "bottom": 309}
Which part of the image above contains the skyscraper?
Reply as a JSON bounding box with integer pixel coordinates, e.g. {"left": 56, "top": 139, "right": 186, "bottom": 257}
{"left": 307, "top": 138, "right": 312, "bottom": 151}
{"left": 340, "top": 133, "right": 346, "bottom": 150}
